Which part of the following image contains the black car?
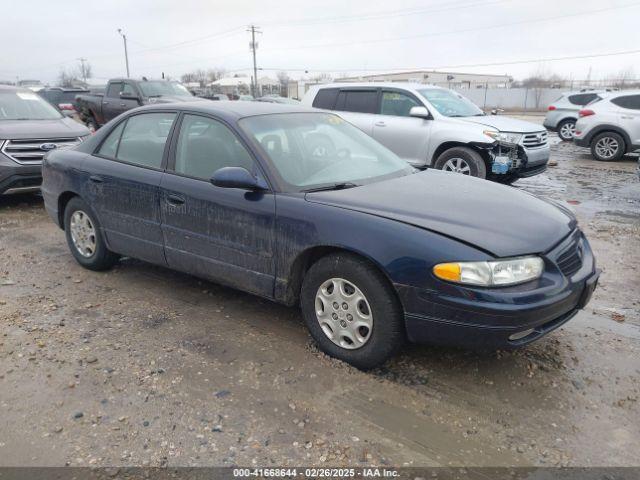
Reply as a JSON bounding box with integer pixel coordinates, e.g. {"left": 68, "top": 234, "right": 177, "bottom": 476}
{"left": 41, "top": 102, "right": 599, "bottom": 369}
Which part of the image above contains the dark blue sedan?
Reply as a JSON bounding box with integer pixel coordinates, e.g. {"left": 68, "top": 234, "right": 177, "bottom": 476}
{"left": 41, "top": 102, "right": 599, "bottom": 369}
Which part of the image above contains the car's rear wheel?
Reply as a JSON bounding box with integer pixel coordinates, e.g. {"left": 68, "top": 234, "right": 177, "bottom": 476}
{"left": 557, "top": 119, "right": 576, "bottom": 141}
{"left": 590, "top": 132, "right": 625, "bottom": 161}
{"left": 85, "top": 118, "right": 98, "bottom": 133}
{"left": 434, "top": 147, "right": 487, "bottom": 179}
{"left": 300, "top": 253, "right": 404, "bottom": 369}
{"left": 64, "top": 197, "right": 118, "bottom": 271}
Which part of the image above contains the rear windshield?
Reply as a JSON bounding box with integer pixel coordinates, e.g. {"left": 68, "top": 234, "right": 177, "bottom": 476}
{"left": 0, "top": 90, "right": 62, "bottom": 120}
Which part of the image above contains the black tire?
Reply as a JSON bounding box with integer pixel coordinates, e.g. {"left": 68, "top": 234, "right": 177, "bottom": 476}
{"left": 590, "top": 132, "right": 626, "bottom": 161}
{"left": 63, "top": 197, "right": 118, "bottom": 271}
{"left": 85, "top": 117, "right": 98, "bottom": 133}
{"left": 300, "top": 253, "right": 405, "bottom": 369}
{"left": 434, "top": 147, "right": 487, "bottom": 179}
{"left": 557, "top": 119, "right": 576, "bottom": 141}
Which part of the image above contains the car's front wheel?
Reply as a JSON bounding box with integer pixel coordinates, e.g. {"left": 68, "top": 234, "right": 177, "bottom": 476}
{"left": 434, "top": 147, "right": 487, "bottom": 179}
{"left": 64, "top": 197, "right": 118, "bottom": 271}
{"left": 300, "top": 253, "right": 405, "bottom": 369}
{"left": 557, "top": 119, "right": 576, "bottom": 141}
{"left": 590, "top": 132, "right": 626, "bottom": 161}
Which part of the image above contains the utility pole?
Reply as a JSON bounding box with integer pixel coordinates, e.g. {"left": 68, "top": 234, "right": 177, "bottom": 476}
{"left": 78, "top": 57, "right": 88, "bottom": 84}
{"left": 117, "top": 29, "right": 130, "bottom": 78}
{"left": 247, "top": 25, "right": 261, "bottom": 97}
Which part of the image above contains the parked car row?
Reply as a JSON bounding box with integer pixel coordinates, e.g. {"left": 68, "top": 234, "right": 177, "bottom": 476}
{"left": 545, "top": 89, "right": 640, "bottom": 162}
{"left": 1, "top": 81, "right": 602, "bottom": 368}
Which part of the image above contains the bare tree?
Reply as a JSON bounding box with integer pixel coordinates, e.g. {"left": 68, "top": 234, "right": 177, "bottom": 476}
{"left": 57, "top": 68, "right": 78, "bottom": 87}
{"left": 77, "top": 59, "right": 92, "bottom": 83}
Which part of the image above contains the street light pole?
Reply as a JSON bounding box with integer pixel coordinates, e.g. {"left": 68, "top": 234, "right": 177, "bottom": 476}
{"left": 117, "top": 29, "right": 130, "bottom": 78}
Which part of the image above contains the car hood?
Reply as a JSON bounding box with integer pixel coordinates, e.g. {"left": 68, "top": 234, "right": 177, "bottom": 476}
{"left": 0, "top": 117, "right": 89, "bottom": 139}
{"left": 305, "top": 170, "right": 575, "bottom": 258}
{"left": 457, "top": 115, "right": 544, "bottom": 132}
{"left": 148, "top": 95, "right": 207, "bottom": 104}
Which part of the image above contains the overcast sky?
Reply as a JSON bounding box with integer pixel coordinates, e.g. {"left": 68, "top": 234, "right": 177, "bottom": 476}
{"left": 2, "top": 0, "right": 639, "bottom": 85}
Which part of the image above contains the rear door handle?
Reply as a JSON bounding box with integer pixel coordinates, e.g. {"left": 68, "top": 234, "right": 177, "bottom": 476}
{"left": 120, "top": 103, "right": 126, "bottom": 107}
{"left": 102, "top": 101, "right": 109, "bottom": 105}
{"left": 166, "top": 193, "right": 185, "bottom": 206}
{"left": 89, "top": 175, "right": 103, "bottom": 183}
{"left": 374, "top": 121, "right": 386, "bottom": 127}
{"left": 620, "top": 115, "right": 633, "bottom": 119}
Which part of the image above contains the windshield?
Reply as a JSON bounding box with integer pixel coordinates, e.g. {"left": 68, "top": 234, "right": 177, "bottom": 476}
{"left": 418, "top": 88, "right": 484, "bottom": 117}
{"left": 0, "top": 90, "right": 62, "bottom": 120}
{"left": 138, "top": 81, "right": 192, "bottom": 97}
{"left": 240, "top": 113, "right": 414, "bottom": 191}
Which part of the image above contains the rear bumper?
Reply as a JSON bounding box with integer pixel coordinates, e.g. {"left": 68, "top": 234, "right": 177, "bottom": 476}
{"left": 397, "top": 231, "right": 599, "bottom": 349}
{"left": 573, "top": 137, "right": 590, "bottom": 148}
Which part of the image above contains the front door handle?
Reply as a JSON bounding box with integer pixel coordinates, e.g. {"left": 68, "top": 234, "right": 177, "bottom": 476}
{"left": 89, "top": 175, "right": 104, "bottom": 183}
{"left": 166, "top": 193, "right": 186, "bottom": 206}
{"left": 120, "top": 103, "right": 126, "bottom": 107}
{"left": 620, "top": 115, "right": 633, "bottom": 119}
{"left": 374, "top": 121, "right": 386, "bottom": 127}
{"left": 102, "top": 101, "right": 109, "bottom": 105}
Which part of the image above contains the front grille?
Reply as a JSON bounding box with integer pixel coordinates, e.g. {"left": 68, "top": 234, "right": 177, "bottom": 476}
{"left": 522, "top": 131, "right": 548, "bottom": 149}
{"left": 556, "top": 236, "right": 583, "bottom": 277}
{"left": 1, "top": 137, "right": 81, "bottom": 165}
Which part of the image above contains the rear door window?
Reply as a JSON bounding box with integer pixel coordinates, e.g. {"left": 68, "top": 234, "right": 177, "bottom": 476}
{"left": 106, "top": 82, "right": 122, "bottom": 98}
{"left": 98, "top": 113, "right": 177, "bottom": 169}
{"left": 611, "top": 94, "right": 640, "bottom": 110}
{"left": 334, "top": 90, "right": 378, "bottom": 114}
{"left": 312, "top": 88, "right": 339, "bottom": 109}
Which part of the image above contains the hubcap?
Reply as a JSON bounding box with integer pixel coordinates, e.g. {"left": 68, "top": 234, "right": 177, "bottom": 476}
{"left": 442, "top": 157, "right": 471, "bottom": 175}
{"left": 315, "top": 278, "right": 373, "bottom": 350}
{"left": 595, "top": 137, "right": 619, "bottom": 159}
{"left": 560, "top": 122, "right": 575, "bottom": 139}
{"left": 70, "top": 210, "right": 97, "bottom": 258}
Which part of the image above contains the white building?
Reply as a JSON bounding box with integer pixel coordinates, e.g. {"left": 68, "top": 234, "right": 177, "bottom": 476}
{"left": 335, "top": 70, "right": 512, "bottom": 89}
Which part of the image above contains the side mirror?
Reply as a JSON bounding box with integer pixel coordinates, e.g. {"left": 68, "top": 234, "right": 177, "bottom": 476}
{"left": 210, "top": 167, "right": 267, "bottom": 191}
{"left": 409, "top": 106, "right": 431, "bottom": 119}
{"left": 120, "top": 92, "right": 140, "bottom": 101}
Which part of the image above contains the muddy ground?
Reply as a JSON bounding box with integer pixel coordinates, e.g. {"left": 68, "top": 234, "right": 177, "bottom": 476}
{"left": 0, "top": 137, "right": 638, "bottom": 468}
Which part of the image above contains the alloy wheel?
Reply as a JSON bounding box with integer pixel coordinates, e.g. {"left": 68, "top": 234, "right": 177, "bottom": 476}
{"left": 442, "top": 157, "right": 471, "bottom": 175}
{"left": 559, "top": 122, "right": 575, "bottom": 140}
{"left": 69, "top": 210, "right": 97, "bottom": 258}
{"left": 315, "top": 278, "right": 373, "bottom": 349}
{"left": 594, "top": 137, "right": 619, "bottom": 159}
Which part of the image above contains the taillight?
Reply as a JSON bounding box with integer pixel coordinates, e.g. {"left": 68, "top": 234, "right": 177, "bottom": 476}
{"left": 579, "top": 109, "right": 595, "bottom": 117}
{"left": 547, "top": 105, "right": 556, "bottom": 111}
{"left": 58, "top": 103, "right": 75, "bottom": 111}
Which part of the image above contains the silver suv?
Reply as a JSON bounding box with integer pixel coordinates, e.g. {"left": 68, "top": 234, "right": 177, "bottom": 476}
{"left": 543, "top": 90, "right": 607, "bottom": 141}
{"left": 573, "top": 90, "right": 640, "bottom": 161}
{"left": 302, "top": 83, "right": 549, "bottom": 183}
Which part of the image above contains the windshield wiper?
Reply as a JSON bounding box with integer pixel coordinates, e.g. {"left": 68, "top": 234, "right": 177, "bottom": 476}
{"left": 302, "top": 182, "right": 359, "bottom": 193}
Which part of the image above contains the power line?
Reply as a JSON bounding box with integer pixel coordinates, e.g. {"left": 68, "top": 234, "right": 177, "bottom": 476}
{"left": 259, "top": 2, "right": 640, "bottom": 53}
{"left": 261, "top": 0, "right": 513, "bottom": 27}
{"left": 257, "top": 48, "right": 640, "bottom": 74}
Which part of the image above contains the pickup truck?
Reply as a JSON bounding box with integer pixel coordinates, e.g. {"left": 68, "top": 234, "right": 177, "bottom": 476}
{"left": 76, "top": 78, "right": 205, "bottom": 131}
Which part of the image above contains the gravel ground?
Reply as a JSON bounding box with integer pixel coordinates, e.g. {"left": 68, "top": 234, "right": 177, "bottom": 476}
{"left": 0, "top": 137, "right": 638, "bottom": 468}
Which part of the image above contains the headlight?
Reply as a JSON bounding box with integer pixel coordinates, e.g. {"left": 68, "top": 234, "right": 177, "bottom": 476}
{"left": 433, "top": 256, "right": 544, "bottom": 287}
{"left": 483, "top": 130, "right": 522, "bottom": 145}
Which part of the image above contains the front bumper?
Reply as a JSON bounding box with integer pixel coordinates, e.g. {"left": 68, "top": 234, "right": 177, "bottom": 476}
{"left": 0, "top": 156, "right": 42, "bottom": 195}
{"left": 397, "top": 229, "right": 598, "bottom": 349}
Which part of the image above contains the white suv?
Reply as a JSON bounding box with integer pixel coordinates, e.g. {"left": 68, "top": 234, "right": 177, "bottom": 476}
{"left": 302, "top": 83, "right": 549, "bottom": 183}
{"left": 543, "top": 90, "right": 607, "bottom": 141}
{"left": 573, "top": 91, "right": 640, "bottom": 161}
